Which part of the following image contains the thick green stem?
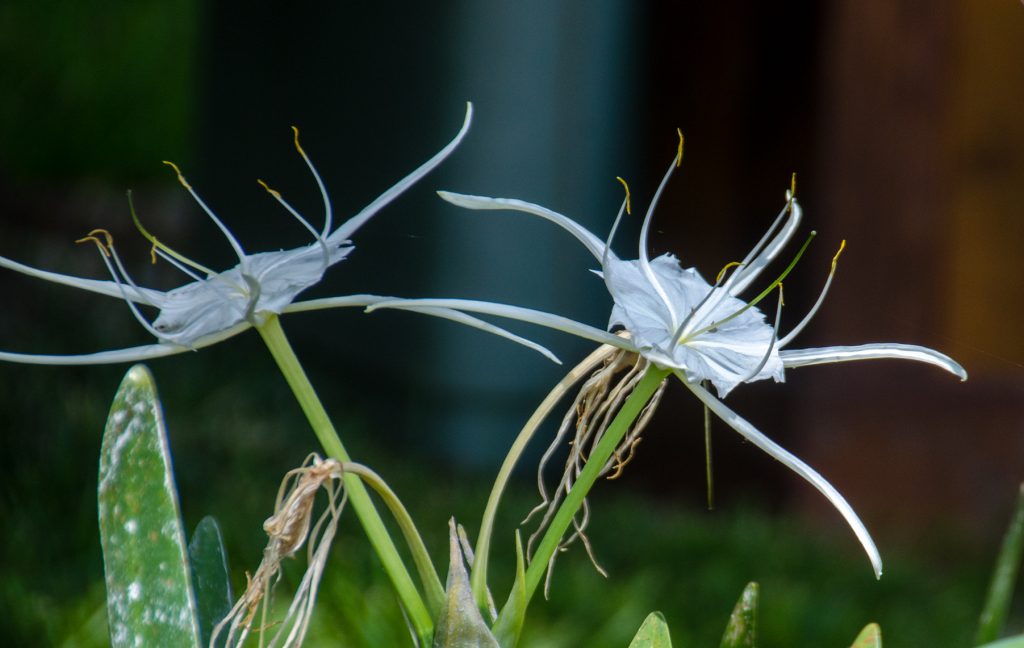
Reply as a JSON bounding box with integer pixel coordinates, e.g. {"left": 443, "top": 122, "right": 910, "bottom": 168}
{"left": 522, "top": 365, "right": 669, "bottom": 603}
{"left": 256, "top": 315, "right": 433, "bottom": 644}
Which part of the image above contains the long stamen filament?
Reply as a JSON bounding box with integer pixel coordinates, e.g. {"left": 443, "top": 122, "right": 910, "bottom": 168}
{"left": 75, "top": 231, "right": 172, "bottom": 342}
{"left": 256, "top": 178, "right": 331, "bottom": 271}
{"left": 670, "top": 260, "right": 743, "bottom": 345}
{"left": 637, "top": 145, "right": 683, "bottom": 326}
{"left": 778, "top": 239, "right": 845, "bottom": 348}
{"left": 736, "top": 283, "right": 784, "bottom": 383}
{"left": 127, "top": 190, "right": 218, "bottom": 278}
{"left": 719, "top": 196, "right": 796, "bottom": 295}
{"left": 291, "top": 126, "right": 334, "bottom": 238}
{"left": 681, "top": 231, "right": 815, "bottom": 343}
{"left": 162, "top": 160, "right": 249, "bottom": 265}
{"left": 599, "top": 181, "right": 631, "bottom": 292}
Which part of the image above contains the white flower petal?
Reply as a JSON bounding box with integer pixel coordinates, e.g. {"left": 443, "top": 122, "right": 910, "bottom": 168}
{"left": 683, "top": 377, "right": 883, "bottom": 578}
{"left": 327, "top": 103, "right": 474, "bottom": 246}
{"left": 391, "top": 304, "right": 561, "bottom": 364}
{"left": 282, "top": 293, "right": 391, "bottom": 314}
{"left": 288, "top": 294, "right": 562, "bottom": 363}
{"left": 780, "top": 343, "right": 967, "bottom": 381}
{"left": 436, "top": 192, "right": 610, "bottom": 262}
{"left": 0, "top": 253, "right": 163, "bottom": 303}
{"left": 728, "top": 198, "right": 803, "bottom": 296}
{"left": 366, "top": 298, "right": 631, "bottom": 350}
{"left": 0, "top": 323, "right": 253, "bottom": 365}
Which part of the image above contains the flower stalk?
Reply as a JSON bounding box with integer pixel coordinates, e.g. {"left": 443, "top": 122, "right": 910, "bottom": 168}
{"left": 520, "top": 365, "right": 669, "bottom": 605}
{"left": 255, "top": 314, "right": 434, "bottom": 643}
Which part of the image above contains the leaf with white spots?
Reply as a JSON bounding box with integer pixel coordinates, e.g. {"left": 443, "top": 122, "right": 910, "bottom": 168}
{"left": 98, "top": 365, "right": 201, "bottom": 648}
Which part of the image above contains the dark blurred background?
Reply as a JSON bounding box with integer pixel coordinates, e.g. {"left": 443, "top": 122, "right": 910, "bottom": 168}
{"left": 1, "top": 1, "right": 1023, "bottom": 646}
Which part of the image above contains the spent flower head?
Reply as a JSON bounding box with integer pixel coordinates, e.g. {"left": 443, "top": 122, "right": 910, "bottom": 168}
{"left": 368, "top": 132, "right": 967, "bottom": 577}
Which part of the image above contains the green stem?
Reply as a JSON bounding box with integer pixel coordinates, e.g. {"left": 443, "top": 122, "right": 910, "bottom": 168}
{"left": 343, "top": 462, "right": 446, "bottom": 615}
{"left": 256, "top": 315, "right": 433, "bottom": 645}
{"left": 522, "top": 365, "right": 669, "bottom": 604}
{"left": 471, "top": 344, "right": 617, "bottom": 612}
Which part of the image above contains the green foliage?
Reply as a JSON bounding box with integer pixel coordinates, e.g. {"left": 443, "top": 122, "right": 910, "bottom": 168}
{"left": 976, "top": 485, "right": 1024, "bottom": 645}
{"left": 720, "top": 582, "right": 758, "bottom": 648}
{"left": 850, "top": 623, "right": 882, "bottom": 648}
{"left": 433, "top": 519, "right": 500, "bottom": 647}
{"left": 628, "top": 612, "right": 673, "bottom": 647}
{"left": 97, "top": 365, "right": 200, "bottom": 647}
{"left": 491, "top": 532, "right": 527, "bottom": 648}
{"left": 188, "top": 516, "right": 233, "bottom": 648}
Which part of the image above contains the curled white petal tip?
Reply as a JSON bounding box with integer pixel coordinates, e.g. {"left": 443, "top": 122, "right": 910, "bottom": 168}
{"left": 780, "top": 343, "right": 967, "bottom": 381}
{"left": 684, "top": 378, "right": 884, "bottom": 579}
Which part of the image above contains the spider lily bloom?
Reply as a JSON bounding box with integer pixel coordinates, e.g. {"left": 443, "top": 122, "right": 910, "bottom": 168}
{"left": 367, "top": 141, "right": 967, "bottom": 578}
{"left": 0, "top": 105, "right": 554, "bottom": 365}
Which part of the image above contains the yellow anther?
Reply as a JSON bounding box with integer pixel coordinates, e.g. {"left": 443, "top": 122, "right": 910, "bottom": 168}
{"left": 790, "top": 172, "right": 797, "bottom": 200}
{"left": 149, "top": 239, "right": 159, "bottom": 265}
{"left": 291, "top": 126, "right": 306, "bottom": 157}
{"left": 831, "top": 239, "right": 846, "bottom": 271}
{"left": 676, "top": 128, "right": 685, "bottom": 168}
{"left": 616, "top": 176, "right": 632, "bottom": 215}
{"left": 162, "top": 160, "right": 191, "bottom": 190}
{"left": 716, "top": 261, "right": 743, "bottom": 284}
{"left": 778, "top": 282, "right": 785, "bottom": 306}
{"left": 75, "top": 228, "right": 114, "bottom": 257}
{"left": 257, "top": 178, "right": 282, "bottom": 200}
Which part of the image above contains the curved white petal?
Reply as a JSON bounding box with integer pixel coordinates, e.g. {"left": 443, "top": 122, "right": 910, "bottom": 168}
{"left": 366, "top": 298, "right": 632, "bottom": 350}
{"left": 0, "top": 253, "right": 164, "bottom": 303}
{"left": 728, "top": 198, "right": 803, "bottom": 296}
{"left": 287, "top": 293, "right": 561, "bottom": 362}
{"left": 0, "top": 322, "right": 251, "bottom": 365}
{"left": 780, "top": 343, "right": 967, "bottom": 381}
{"left": 391, "top": 305, "right": 561, "bottom": 364}
{"left": 437, "top": 192, "right": 610, "bottom": 262}
{"left": 327, "top": 103, "right": 474, "bottom": 245}
{"left": 683, "top": 377, "right": 883, "bottom": 578}
{"left": 281, "top": 293, "right": 389, "bottom": 314}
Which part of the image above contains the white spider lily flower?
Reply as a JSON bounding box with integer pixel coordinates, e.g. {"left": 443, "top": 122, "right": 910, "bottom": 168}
{"left": 0, "top": 105, "right": 557, "bottom": 365}
{"left": 368, "top": 138, "right": 967, "bottom": 578}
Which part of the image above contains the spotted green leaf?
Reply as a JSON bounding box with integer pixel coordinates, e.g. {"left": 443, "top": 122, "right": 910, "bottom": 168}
{"left": 720, "top": 582, "right": 758, "bottom": 648}
{"left": 628, "top": 611, "right": 673, "bottom": 648}
{"left": 98, "top": 365, "right": 201, "bottom": 648}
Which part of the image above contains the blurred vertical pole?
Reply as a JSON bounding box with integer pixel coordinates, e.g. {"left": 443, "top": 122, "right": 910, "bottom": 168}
{"left": 424, "top": 1, "right": 637, "bottom": 468}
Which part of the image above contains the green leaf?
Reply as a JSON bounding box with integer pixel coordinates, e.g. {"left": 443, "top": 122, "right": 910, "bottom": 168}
{"left": 491, "top": 532, "right": 527, "bottom": 648}
{"left": 97, "top": 365, "right": 201, "bottom": 648}
{"left": 433, "top": 519, "right": 500, "bottom": 648}
{"left": 188, "top": 516, "right": 233, "bottom": 648}
{"left": 628, "top": 612, "right": 673, "bottom": 648}
{"left": 977, "top": 634, "right": 1024, "bottom": 648}
{"left": 976, "top": 484, "right": 1024, "bottom": 645}
{"left": 849, "top": 623, "right": 881, "bottom": 648}
{"left": 720, "top": 582, "right": 758, "bottom": 648}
